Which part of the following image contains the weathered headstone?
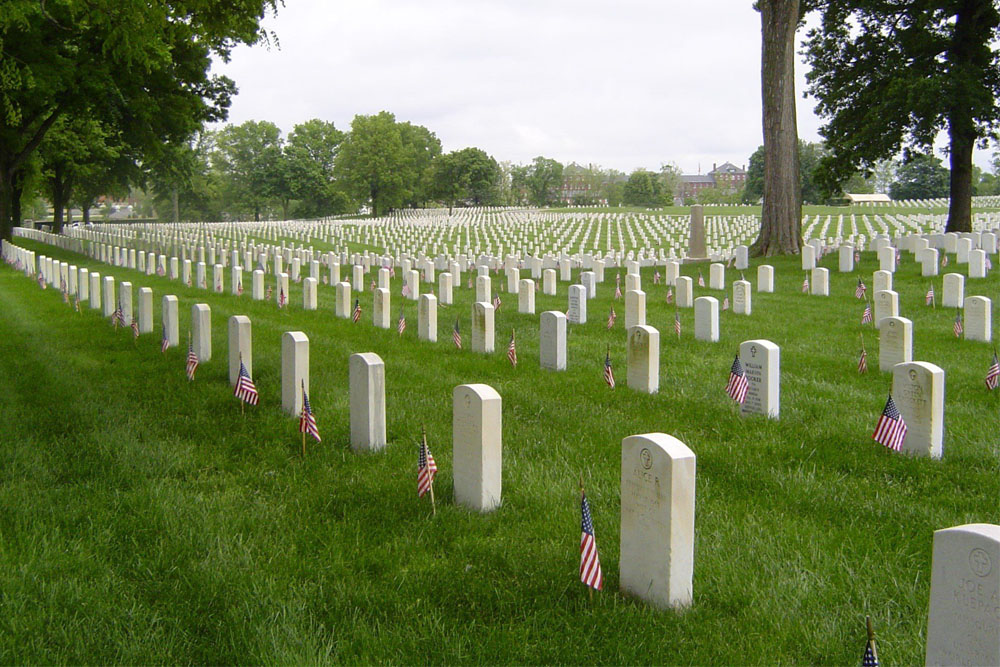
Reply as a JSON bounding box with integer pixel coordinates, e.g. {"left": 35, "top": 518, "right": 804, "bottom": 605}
{"left": 335, "top": 281, "right": 351, "bottom": 318}
{"left": 694, "top": 296, "right": 719, "bottom": 342}
{"left": 735, "top": 245, "right": 748, "bottom": 270}
{"left": 625, "top": 289, "right": 646, "bottom": 330}
{"left": 418, "top": 293, "right": 437, "bottom": 342}
{"left": 542, "top": 269, "right": 556, "bottom": 295}
{"left": 350, "top": 352, "right": 386, "bottom": 452}
{"left": 137, "top": 287, "right": 152, "bottom": 334}
{"left": 969, "top": 249, "right": 987, "bottom": 279}
{"left": 964, "top": 296, "right": 992, "bottom": 343}
{"left": 943, "top": 273, "right": 965, "bottom": 308}
{"left": 921, "top": 248, "right": 940, "bottom": 277}
{"left": 518, "top": 279, "right": 535, "bottom": 314}
{"left": 568, "top": 284, "right": 587, "bottom": 324}
{"left": 757, "top": 265, "right": 774, "bottom": 293}
{"left": 676, "top": 276, "right": 694, "bottom": 308}
{"left": 839, "top": 244, "right": 855, "bottom": 272}
{"left": 891, "top": 360, "right": 944, "bottom": 459}
{"left": 281, "top": 331, "right": 309, "bottom": 417}
{"left": 472, "top": 302, "right": 495, "bottom": 353}
{"left": 476, "top": 275, "right": 491, "bottom": 303}
{"left": 709, "top": 263, "right": 725, "bottom": 290}
{"left": 439, "top": 272, "right": 454, "bottom": 305}
{"left": 102, "top": 276, "right": 115, "bottom": 318}
{"left": 453, "top": 384, "right": 502, "bottom": 513}
{"left": 303, "top": 277, "right": 318, "bottom": 310}
{"left": 228, "top": 315, "right": 252, "bottom": 386}
{"left": 120, "top": 281, "right": 133, "bottom": 324}
{"left": 733, "top": 279, "right": 751, "bottom": 315}
{"left": 740, "top": 339, "right": 779, "bottom": 418}
{"left": 874, "top": 270, "right": 893, "bottom": 294}
{"left": 874, "top": 290, "right": 899, "bottom": 329}
{"left": 627, "top": 325, "right": 659, "bottom": 394}
{"left": 373, "top": 288, "right": 390, "bottom": 328}
{"left": 162, "top": 295, "right": 178, "bottom": 348}
{"left": 810, "top": 267, "right": 829, "bottom": 296}
{"left": 925, "top": 523, "right": 1000, "bottom": 667}
{"left": 252, "top": 269, "right": 264, "bottom": 300}
{"left": 878, "top": 246, "right": 896, "bottom": 273}
{"left": 801, "top": 245, "right": 816, "bottom": 271}
{"left": 192, "top": 303, "right": 211, "bottom": 362}
{"left": 89, "top": 272, "right": 101, "bottom": 310}
{"left": 620, "top": 433, "right": 696, "bottom": 610}
{"left": 539, "top": 311, "right": 566, "bottom": 371}
{"left": 879, "top": 316, "right": 913, "bottom": 371}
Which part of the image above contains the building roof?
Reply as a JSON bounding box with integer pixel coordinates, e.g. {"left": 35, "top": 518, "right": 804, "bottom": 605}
{"left": 710, "top": 162, "right": 745, "bottom": 175}
{"left": 846, "top": 193, "right": 891, "bottom": 203}
{"left": 680, "top": 175, "right": 716, "bottom": 184}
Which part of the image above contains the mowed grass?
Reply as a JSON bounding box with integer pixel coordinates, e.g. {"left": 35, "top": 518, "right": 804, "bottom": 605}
{"left": 0, "top": 238, "right": 997, "bottom": 664}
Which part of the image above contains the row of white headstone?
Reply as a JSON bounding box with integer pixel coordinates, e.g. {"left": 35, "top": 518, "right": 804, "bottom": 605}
{"left": 6, "top": 241, "right": 997, "bottom": 665}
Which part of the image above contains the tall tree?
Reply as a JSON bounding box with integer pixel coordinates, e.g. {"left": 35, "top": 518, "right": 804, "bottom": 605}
{"left": 432, "top": 147, "right": 501, "bottom": 213}
{"left": 336, "top": 111, "right": 406, "bottom": 217}
{"left": 754, "top": 0, "right": 804, "bottom": 256}
{"left": 804, "top": 1, "right": 1000, "bottom": 231}
{"left": 623, "top": 169, "right": 669, "bottom": 208}
{"left": 0, "top": 0, "right": 278, "bottom": 239}
{"left": 525, "top": 157, "right": 563, "bottom": 207}
{"left": 889, "top": 153, "right": 951, "bottom": 200}
{"left": 398, "top": 122, "right": 442, "bottom": 208}
{"left": 283, "top": 119, "right": 347, "bottom": 218}
{"left": 214, "top": 121, "right": 284, "bottom": 221}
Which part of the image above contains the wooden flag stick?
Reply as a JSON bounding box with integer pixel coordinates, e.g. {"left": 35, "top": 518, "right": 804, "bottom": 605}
{"left": 423, "top": 425, "right": 436, "bottom": 516}
{"left": 859, "top": 332, "right": 866, "bottom": 353}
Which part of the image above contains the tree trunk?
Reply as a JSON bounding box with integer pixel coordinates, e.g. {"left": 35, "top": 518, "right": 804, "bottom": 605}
{"left": 172, "top": 186, "right": 180, "bottom": 223}
{"left": 0, "top": 170, "right": 12, "bottom": 242}
{"left": 752, "top": 0, "right": 802, "bottom": 257}
{"left": 944, "top": 1, "right": 983, "bottom": 233}
{"left": 52, "top": 163, "right": 67, "bottom": 232}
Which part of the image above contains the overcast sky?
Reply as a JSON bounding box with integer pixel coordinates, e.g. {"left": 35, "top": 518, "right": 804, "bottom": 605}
{"left": 211, "top": 0, "right": 993, "bottom": 176}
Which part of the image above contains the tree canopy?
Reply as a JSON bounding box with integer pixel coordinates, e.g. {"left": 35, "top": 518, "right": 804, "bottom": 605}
{"left": 0, "top": 0, "right": 279, "bottom": 237}
{"left": 804, "top": 0, "right": 1000, "bottom": 231}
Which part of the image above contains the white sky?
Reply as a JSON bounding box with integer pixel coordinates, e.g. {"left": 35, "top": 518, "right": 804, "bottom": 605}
{"left": 211, "top": 0, "right": 994, "bottom": 176}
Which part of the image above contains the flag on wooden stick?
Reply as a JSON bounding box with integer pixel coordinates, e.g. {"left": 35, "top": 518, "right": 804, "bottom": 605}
{"left": 855, "top": 278, "right": 867, "bottom": 299}
{"left": 234, "top": 358, "right": 259, "bottom": 406}
{"left": 861, "top": 302, "right": 873, "bottom": 325}
{"left": 453, "top": 319, "right": 462, "bottom": 349}
{"left": 725, "top": 354, "right": 749, "bottom": 404}
{"left": 299, "top": 381, "right": 321, "bottom": 442}
{"left": 397, "top": 309, "right": 406, "bottom": 335}
{"left": 353, "top": 298, "right": 362, "bottom": 323}
{"left": 579, "top": 486, "right": 603, "bottom": 591}
{"left": 986, "top": 351, "right": 999, "bottom": 390}
{"left": 873, "top": 393, "right": 907, "bottom": 451}
{"left": 507, "top": 329, "right": 517, "bottom": 366}
{"left": 606, "top": 305, "right": 616, "bottom": 329}
{"left": 926, "top": 285, "right": 935, "bottom": 306}
{"left": 417, "top": 433, "right": 438, "bottom": 499}
{"left": 186, "top": 334, "right": 198, "bottom": 381}
{"left": 604, "top": 347, "right": 615, "bottom": 389}
{"left": 954, "top": 310, "right": 963, "bottom": 338}
{"left": 862, "top": 616, "right": 880, "bottom": 667}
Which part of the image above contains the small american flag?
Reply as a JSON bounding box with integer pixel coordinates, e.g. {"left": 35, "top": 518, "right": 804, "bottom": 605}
{"left": 402, "top": 283, "right": 411, "bottom": 297}
{"left": 858, "top": 348, "right": 868, "bottom": 374}
{"left": 854, "top": 250, "right": 860, "bottom": 263}
{"left": 63, "top": 288, "right": 69, "bottom": 304}
{"left": 507, "top": 330, "right": 517, "bottom": 366}
{"left": 37, "top": 274, "right": 47, "bottom": 289}
{"left": 954, "top": 310, "right": 963, "bottom": 338}
{"left": 604, "top": 350, "right": 615, "bottom": 388}
{"left": 698, "top": 272, "right": 705, "bottom": 287}
{"left": 873, "top": 393, "right": 907, "bottom": 451}
{"left": 453, "top": 319, "right": 462, "bottom": 349}
{"left": 941, "top": 253, "right": 949, "bottom": 267}
{"left": 74, "top": 296, "right": 81, "bottom": 312}
{"left": 237, "top": 280, "right": 243, "bottom": 296}
{"left": 492, "top": 292, "right": 501, "bottom": 311}
{"left": 266, "top": 285, "right": 272, "bottom": 300}
{"left": 862, "top": 618, "right": 880, "bottom": 667}
{"left": 606, "top": 305, "right": 616, "bottom": 329}
{"left": 727, "top": 255, "right": 734, "bottom": 268}
{"left": 722, "top": 296, "right": 729, "bottom": 311}
{"left": 131, "top": 317, "right": 140, "bottom": 339}
{"left": 112, "top": 300, "right": 124, "bottom": 329}
{"left": 397, "top": 309, "right": 406, "bottom": 335}
{"left": 802, "top": 276, "right": 810, "bottom": 293}
{"left": 370, "top": 279, "right": 376, "bottom": 291}
{"left": 234, "top": 359, "right": 259, "bottom": 405}
{"left": 665, "top": 287, "right": 673, "bottom": 304}
{"left": 855, "top": 279, "right": 866, "bottom": 299}
{"left": 725, "top": 354, "right": 749, "bottom": 404}
{"left": 579, "top": 491, "right": 603, "bottom": 591}
{"left": 653, "top": 270, "right": 661, "bottom": 284}
{"left": 926, "top": 286, "right": 935, "bottom": 306}
{"left": 614, "top": 283, "right": 622, "bottom": 299}
{"left": 187, "top": 276, "right": 193, "bottom": 287}
{"left": 674, "top": 311, "right": 681, "bottom": 338}
{"left": 278, "top": 288, "right": 286, "bottom": 308}
{"left": 352, "top": 298, "right": 361, "bottom": 323}
{"left": 986, "top": 353, "right": 1000, "bottom": 390}
{"left": 216, "top": 279, "right": 223, "bottom": 293}
{"left": 389, "top": 265, "right": 396, "bottom": 278}
{"left": 186, "top": 337, "right": 199, "bottom": 381}
{"left": 417, "top": 439, "right": 438, "bottom": 497}
{"left": 299, "top": 383, "right": 321, "bottom": 442}
{"left": 161, "top": 326, "right": 169, "bottom": 353}
{"left": 157, "top": 265, "right": 165, "bottom": 277}
{"left": 861, "top": 303, "right": 873, "bottom": 325}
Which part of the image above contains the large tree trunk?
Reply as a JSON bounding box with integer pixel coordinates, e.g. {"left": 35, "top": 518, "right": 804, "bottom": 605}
{"left": 752, "top": 0, "right": 802, "bottom": 257}
{"left": 52, "top": 164, "right": 67, "bottom": 232}
{"left": 944, "top": 1, "right": 982, "bottom": 233}
{"left": 0, "top": 162, "right": 14, "bottom": 241}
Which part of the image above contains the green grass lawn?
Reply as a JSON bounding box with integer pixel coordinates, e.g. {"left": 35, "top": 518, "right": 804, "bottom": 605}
{"left": 0, "top": 238, "right": 997, "bottom": 664}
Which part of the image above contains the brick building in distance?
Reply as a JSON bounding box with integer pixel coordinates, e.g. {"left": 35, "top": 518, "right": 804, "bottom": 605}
{"left": 679, "top": 162, "right": 747, "bottom": 202}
